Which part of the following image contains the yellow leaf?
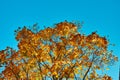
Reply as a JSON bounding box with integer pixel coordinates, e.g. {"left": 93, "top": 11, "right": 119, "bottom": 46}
{"left": 52, "top": 71, "right": 57, "bottom": 75}
{"left": 78, "top": 65, "right": 82, "bottom": 70}
{"left": 69, "top": 73, "right": 74, "bottom": 78}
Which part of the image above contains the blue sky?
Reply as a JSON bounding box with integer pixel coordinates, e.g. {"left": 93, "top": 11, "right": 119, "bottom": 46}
{"left": 0, "top": 0, "right": 119, "bottom": 79}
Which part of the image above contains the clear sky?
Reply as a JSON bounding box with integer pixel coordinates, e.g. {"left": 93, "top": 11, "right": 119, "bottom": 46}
{"left": 0, "top": 0, "right": 119, "bottom": 79}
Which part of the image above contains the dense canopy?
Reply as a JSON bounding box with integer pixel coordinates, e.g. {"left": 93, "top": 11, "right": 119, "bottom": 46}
{"left": 0, "top": 21, "right": 118, "bottom": 80}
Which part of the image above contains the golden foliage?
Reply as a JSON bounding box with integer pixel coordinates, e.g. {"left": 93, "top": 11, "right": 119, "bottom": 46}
{"left": 0, "top": 21, "right": 118, "bottom": 80}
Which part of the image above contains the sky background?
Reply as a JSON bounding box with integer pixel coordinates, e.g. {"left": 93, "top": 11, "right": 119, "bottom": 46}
{"left": 0, "top": 0, "right": 120, "bottom": 79}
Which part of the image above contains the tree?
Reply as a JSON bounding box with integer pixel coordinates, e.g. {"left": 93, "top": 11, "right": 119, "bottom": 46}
{"left": 0, "top": 21, "right": 118, "bottom": 80}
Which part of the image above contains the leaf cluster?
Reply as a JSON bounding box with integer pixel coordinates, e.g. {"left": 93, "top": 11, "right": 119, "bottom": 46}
{"left": 0, "top": 21, "right": 118, "bottom": 80}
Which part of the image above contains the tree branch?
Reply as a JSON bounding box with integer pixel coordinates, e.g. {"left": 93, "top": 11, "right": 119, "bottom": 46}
{"left": 82, "top": 54, "right": 95, "bottom": 80}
